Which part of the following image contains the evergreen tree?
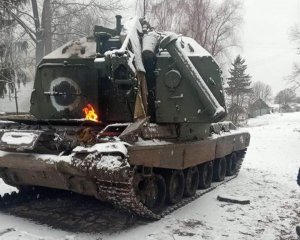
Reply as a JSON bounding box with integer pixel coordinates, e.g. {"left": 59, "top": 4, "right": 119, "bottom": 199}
{"left": 225, "top": 55, "right": 252, "bottom": 123}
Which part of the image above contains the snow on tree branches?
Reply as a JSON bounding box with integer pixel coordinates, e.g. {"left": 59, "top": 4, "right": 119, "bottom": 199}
{"left": 225, "top": 55, "right": 252, "bottom": 124}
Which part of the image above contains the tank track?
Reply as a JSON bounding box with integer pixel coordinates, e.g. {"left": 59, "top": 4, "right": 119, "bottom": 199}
{"left": 96, "top": 149, "right": 247, "bottom": 219}
{"left": 0, "top": 149, "right": 246, "bottom": 220}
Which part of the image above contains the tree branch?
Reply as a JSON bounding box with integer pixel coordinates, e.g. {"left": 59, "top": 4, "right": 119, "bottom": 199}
{"left": 0, "top": 3, "right": 36, "bottom": 43}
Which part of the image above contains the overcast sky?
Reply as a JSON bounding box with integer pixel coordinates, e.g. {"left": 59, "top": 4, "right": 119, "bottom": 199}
{"left": 241, "top": 0, "right": 299, "bottom": 94}
{"left": 123, "top": 0, "right": 300, "bottom": 95}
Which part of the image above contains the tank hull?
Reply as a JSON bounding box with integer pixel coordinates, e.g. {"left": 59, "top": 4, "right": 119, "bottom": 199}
{"left": 0, "top": 123, "right": 249, "bottom": 218}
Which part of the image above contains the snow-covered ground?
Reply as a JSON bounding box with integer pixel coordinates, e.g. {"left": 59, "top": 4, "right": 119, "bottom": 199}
{"left": 0, "top": 112, "right": 299, "bottom": 239}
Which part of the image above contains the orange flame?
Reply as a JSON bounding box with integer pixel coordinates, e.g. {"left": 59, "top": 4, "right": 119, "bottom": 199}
{"left": 83, "top": 104, "right": 99, "bottom": 122}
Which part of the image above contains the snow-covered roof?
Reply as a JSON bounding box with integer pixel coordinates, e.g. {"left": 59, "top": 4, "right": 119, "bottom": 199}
{"left": 44, "top": 37, "right": 96, "bottom": 59}
{"left": 250, "top": 99, "right": 270, "bottom": 110}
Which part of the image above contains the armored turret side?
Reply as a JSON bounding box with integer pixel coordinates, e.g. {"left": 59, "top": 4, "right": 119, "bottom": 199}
{"left": 155, "top": 35, "right": 226, "bottom": 123}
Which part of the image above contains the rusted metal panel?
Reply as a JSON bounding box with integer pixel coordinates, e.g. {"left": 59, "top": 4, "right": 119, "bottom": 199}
{"left": 0, "top": 153, "right": 55, "bottom": 171}
{"left": 215, "top": 135, "right": 234, "bottom": 158}
{"left": 128, "top": 144, "right": 185, "bottom": 169}
{"left": 233, "top": 132, "right": 250, "bottom": 151}
{"left": 215, "top": 131, "right": 250, "bottom": 158}
{"left": 159, "top": 144, "right": 185, "bottom": 169}
{"left": 129, "top": 131, "right": 250, "bottom": 169}
{"left": 128, "top": 139, "right": 216, "bottom": 170}
{"left": 5, "top": 168, "right": 68, "bottom": 189}
{"left": 183, "top": 139, "right": 216, "bottom": 168}
{"left": 0, "top": 153, "right": 97, "bottom": 196}
{"left": 128, "top": 147, "right": 161, "bottom": 167}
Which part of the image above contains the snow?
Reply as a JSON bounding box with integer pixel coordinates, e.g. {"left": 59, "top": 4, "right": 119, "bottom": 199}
{"left": 103, "top": 49, "right": 136, "bottom": 75}
{"left": 96, "top": 155, "right": 130, "bottom": 171}
{"left": 103, "top": 17, "right": 145, "bottom": 74}
{"left": 119, "top": 17, "right": 145, "bottom": 72}
{"left": 134, "top": 137, "right": 172, "bottom": 146}
{"left": 142, "top": 31, "right": 160, "bottom": 57}
{"left": 213, "top": 106, "right": 226, "bottom": 118}
{"left": 0, "top": 142, "right": 129, "bottom": 174}
{"left": 0, "top": 150, "right": 74, "bottom": 165}
{"left": 0, "top": 179, "right": 16, "bottom": 196}
{"left": 94, "top": 58, "right": 105, "bottom": 63}
{"left": 180, "top": 36, "right": 211, "bottom": 57}
{"left": 45, "top": 37, "right": 96, "bottom": 59}
{"left": 1, "top": 132, "right": 37, "bottom": 145}
{"left": 0, "top": 112, "right": 299, "bottom": 239}
{"left": 73, "top": 142, "right": 129, "bottom": 157}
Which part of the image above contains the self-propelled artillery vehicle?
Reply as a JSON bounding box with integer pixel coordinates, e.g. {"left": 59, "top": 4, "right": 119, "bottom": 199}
{"left": 0, "top": 16, "right": 250, "bottom": 218}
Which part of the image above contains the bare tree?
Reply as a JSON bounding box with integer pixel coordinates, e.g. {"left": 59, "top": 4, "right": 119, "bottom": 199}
{"left": 274, "top": 88, "right": 296, "bottom": 105}
{"left": 288, "top": 25, "right": 300, "bottom": 89}
{"left": 1, "top": 0, "right": 125, "bottom": 64}
{"left": 51, "top": 0, "right": 120, "bottom": 50}
{"left": 288, "top": 62, "right": 300, "bottom": 89}
{"left": 180, "top": 0, "right": 242, "bottom": 59}
{"left": 147, "top": 0, "right": 184, "bottom": 32}
{"left": 142, "top": 0, "right": 243, "bottom": 61}
{"left": 251, "top": 81, "right": 272, "bottom": 103}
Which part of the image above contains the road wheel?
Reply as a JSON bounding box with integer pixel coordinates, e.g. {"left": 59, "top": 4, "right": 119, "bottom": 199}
{"left": 165, "top": 170, "right": 185, "bottom": 204}
{"left": 138, "top": 174, "right": 166, "bottom": 213}
{"left": 226, "top": 152, "right": 238, "bottom": 176}
{"left": 198, "top": 161, "right": 213, "bottom": 189}
{"left": 213, "top": 157, "right": 226, "bottom": 182}
{"left": 184, "top": 167, "right": 199, "bottom": 197}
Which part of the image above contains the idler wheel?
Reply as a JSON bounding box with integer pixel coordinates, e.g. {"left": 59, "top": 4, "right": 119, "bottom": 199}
{"left": 213, "top": 157, "right": 226, "bottom": 182}
{"left": 226, "top": 152, "right": 238, "bottom": 176}
{"left": 165, "top": 170, "right": 185, "bottom": 204}
{"left": 138, "top": 174, "right": 166, "bottom": 213}
{"left": 198, "top": 161, "right": 213, "bottom": 189}
{"left": 184, "top": 167, "right": 199, "bottom": 197}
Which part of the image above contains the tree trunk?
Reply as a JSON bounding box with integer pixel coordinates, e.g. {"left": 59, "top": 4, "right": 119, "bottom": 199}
{"left": 41, "top": 0, "right": 52, "bottom": 55}
{"left": 31, "top": 0, "right": 44, "bottom": 65}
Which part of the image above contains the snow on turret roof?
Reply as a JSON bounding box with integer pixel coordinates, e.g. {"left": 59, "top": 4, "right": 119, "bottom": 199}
{"left": 180, "top": 36, "right": 211, "bottom": 57}
{"left": 44, "top": 37, "right": 96, "bottom": 59}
